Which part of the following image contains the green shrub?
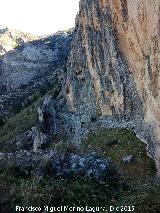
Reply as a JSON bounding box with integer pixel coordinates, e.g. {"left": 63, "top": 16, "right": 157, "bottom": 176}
{"left": 0, "top": 118, "right": 5, "bottom": 127}
{"left": 0, "top": 102, "right": 39, "bottom": 151}
{"left": 54, "top": 141, "right": 78, "bottom": 153}
{"left": 0, "top": 109, "right": 159, "bottom": 212}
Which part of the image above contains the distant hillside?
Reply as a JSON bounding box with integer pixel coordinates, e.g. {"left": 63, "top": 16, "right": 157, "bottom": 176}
{"left": 0, "top": 26, "right": 73, "bottom": 117}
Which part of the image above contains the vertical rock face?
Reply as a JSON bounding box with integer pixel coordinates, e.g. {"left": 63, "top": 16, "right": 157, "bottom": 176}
{"left": 66, "top": 0, "right": 160, "bottom": 169}
{"left": 107, "top": 0, "right": 160, "bottom": 162}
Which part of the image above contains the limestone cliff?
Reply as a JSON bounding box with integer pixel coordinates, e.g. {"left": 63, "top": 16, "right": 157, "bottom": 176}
{"left": 0, "top": 0, "right": 159, "bottom": 171}
{"left": 1, "top": 3, "right": 160, "bottom": 212}
{"left": 65, "top": 0, "right": 160, "bottom": 170}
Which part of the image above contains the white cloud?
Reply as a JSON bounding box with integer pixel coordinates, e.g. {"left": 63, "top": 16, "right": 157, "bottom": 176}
{"left": 0, "top": 0, "right": 80, "bottom": 35}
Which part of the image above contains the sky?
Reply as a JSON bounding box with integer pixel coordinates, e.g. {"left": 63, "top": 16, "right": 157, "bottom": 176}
{"left": 0, "top": 0, "right": 80, "bottom": 35}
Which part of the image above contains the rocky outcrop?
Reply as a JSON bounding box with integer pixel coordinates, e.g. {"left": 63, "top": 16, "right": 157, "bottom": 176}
{"left": 0, "top": 150, "right": 117, "bottom": 184}
{"left": 0, "top": 26, "right": 73, "bottom": 117}
{"left": 63, "top": 0, "right": 160, "bottom": 171}
{"left": 66, "top": 0, "right": 143, "bottom": 142}
{"left": 1, "top": 1, "right": 160, "bottom": 175}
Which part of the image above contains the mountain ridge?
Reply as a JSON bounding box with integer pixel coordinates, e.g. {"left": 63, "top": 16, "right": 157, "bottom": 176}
{"left": 0, "top": 26, "right": 73, "bottom": 118}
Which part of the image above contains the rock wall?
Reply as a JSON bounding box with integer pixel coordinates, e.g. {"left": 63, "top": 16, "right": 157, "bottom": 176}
{"left": 66, "top": 0, "right": 160, "bottom": 170}
{"left": 108, "top": 0, "right": 160, "bottom": 167}
{"left": 1, "top": 1, "right": 160, "bottom": 172}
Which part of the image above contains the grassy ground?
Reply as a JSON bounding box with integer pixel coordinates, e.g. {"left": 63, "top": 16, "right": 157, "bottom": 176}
{"left": 80, "top": 129, "right": 160, "bottom": 212}
{"left": 0, "top": 102, "right": 38, "bottom": 148}
{"left": 0, "top": 84, "right": 61, "bottom": 152}
{"left": 0, "top": 128, "right": 159, "bottom": 212}
{"left": 80, "top": 128, "right": 156, "bottom": 184}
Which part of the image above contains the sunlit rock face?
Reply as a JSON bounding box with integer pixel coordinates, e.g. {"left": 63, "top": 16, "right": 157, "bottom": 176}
{"left": 107, "top": 0, "right": 160, "bottom": 168}
{"left": 0, "top": 27, "right": 73, "bottom": 117}
{"left": 66, "top": 0, "right": 160, "bottom": 170}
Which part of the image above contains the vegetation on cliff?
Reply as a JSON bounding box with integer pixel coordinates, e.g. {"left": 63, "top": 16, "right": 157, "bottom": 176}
{"left": 0, "top": 128, "right": 159, "bottom": 213}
